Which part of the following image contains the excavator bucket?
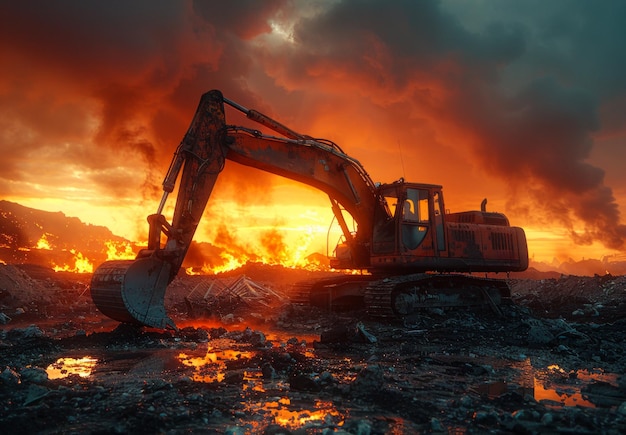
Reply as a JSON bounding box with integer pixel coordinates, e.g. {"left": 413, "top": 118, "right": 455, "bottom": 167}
{"left": 90, "top": 257, "right": 176, "bottom": 329}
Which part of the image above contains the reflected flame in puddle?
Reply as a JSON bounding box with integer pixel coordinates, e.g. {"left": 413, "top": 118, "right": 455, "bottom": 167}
{"left": 46, "top": 356, "right": 98, "bottom": 379}
{"left": 533, "top": 364, "right": 620, "bottom": 408}
{"left": 178, "top": 346, "right": 253, "bottom": 383}
{"left": 248, "top": 398, "right": 344, "bottom": 430}
{"left": 493, "top": 360, "right": 623, "bottom": 409}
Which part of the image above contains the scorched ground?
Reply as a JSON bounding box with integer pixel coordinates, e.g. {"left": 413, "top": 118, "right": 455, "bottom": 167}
{"left": 1, "top": 263, "right": 625, "bottom": 434}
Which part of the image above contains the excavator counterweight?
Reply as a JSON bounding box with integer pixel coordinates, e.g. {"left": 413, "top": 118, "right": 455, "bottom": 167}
{"left": 90, "top": 90, "right": 528, "bottom": 329}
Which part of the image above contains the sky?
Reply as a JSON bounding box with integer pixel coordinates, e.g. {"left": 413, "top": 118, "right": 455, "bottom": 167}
{"left": 1, "top": 0, "right": 625, "bottom": 264}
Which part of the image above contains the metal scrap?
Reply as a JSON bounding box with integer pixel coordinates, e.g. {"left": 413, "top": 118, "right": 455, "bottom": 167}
{"left": 185, "top": 275, "right": 287, "bottom": 318}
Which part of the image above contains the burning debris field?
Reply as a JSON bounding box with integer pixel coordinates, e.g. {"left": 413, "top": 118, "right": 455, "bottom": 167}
{"left": 1, "top": 262, "right": 626, "bottom": 434}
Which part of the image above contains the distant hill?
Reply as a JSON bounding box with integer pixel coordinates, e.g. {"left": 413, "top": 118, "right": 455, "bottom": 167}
{"left": 0, "top": 200, "right": 127, "bottom": 268}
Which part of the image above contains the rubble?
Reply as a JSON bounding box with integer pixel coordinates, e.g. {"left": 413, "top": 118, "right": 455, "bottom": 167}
{"left": 184, "top": 274, "right": 288, "bottom": 320}
{"left": 0, "top": 265, "right": 625, "bottom": 433}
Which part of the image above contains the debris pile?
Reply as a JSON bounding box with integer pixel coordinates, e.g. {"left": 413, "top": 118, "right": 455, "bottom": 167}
{"left": 184, "top": 275, "right": 287, "bottom": 321}
{"left": 1, "top": 264, "right": 626, "bottom": 433}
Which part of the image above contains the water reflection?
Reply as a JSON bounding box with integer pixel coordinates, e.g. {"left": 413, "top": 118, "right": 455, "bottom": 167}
{"left": 178, "top": 339, "right": 253, "bottom": 383}
{"left": 46, "top": 356, "right": 98, "bottom": 379}
{"left": 489, "top": 360, "right": 622, "bottom": 409}
{"left": 534, "top": 364, "right": 620, "bottom": 408}
{"left": 246, "top": 398, "right": 344, "bottom": 430}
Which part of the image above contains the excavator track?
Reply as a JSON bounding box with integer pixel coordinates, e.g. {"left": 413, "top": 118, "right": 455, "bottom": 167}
{"left": 290, "top": 273, "right": 510, "bottom": 320}
{"left": 289, "top": 275, "right": 374, "bottom": 311}
{"left": 365, "top": 274, "right": 510, "bottom": 319}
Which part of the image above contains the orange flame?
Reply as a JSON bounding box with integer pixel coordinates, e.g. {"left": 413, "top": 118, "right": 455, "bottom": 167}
{"left": 35, "top": 233, "right": 53, "bottom": 250}
{"left": 187, "top": 225, "right": 329, "bottom": 275}
{"left": 105, "top": 240, "right": 137, "bottom": 260}
{"left": 53, "top": 249, "right": 93, "bottom": 273}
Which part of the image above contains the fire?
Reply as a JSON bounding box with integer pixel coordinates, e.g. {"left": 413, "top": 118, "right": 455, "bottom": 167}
{"left": 186, "top": 226, "right": 330, "bottom": 275}
{"left": 105, "top": 240, "right": 137, "bottom": 260}
{"left": 53, "top": 249, "right": 94, "bottom": 273}
{"left": 35, "top": 233, "right": 53, "bottom": 250}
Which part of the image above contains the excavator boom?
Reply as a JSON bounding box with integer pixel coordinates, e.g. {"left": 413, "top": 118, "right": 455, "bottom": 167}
{"left": 90, "top": 90, "right": 386, "bottom": 328}
{"left": 90, "top": 90, "right": 528, "bottom": 328}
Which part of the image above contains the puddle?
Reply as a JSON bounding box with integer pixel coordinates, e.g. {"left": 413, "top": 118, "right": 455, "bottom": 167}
{"left": 245, "top": 398, "right": 344, "bottom": 430}
{"left": 178, "top": 342, "right": 254, "bottom": 383}
{"left": 46, "top": 356, "right": 98, "bottom": 379}
{"left": 478, "top": 361, "right": 622, "bottom": 409}
{"left": 534, "top": 364, "right": 621, "bottom": 408}
{"left": 44, "top": 335, "right": 311, "bottom": 389}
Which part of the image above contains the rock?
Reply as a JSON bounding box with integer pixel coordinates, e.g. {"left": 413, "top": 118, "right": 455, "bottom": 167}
{"left": 20, "top": 367, "right": 48, "bottom": 384}
{"left": 262, "top": 362, "right": 277, "bottom": 379}
{"left": 458, "top": 395, "right": 473, "bottom": 408}
{"left": 263, "top": 424, "right": 292, "bottom": 434}
{"left": 527, "top": 324, "right": 554, "bottom": 346}
{"left": 541, "top": 412, "right": 554, "bottom": 425}
{"left": 224, "top": 426, "right": 246, "bottom": 435}
{"left": 0, "top": 367, "right": 20, "bottom": 387}
{"left": 23, "top": 384, "right": 49, "bottom": 405}
{"left": 351, "top": 365, "right": 384, "bottom": 396}
{"left": 320, "top": 322, "right": 357, "bottom": 343}
{"left": 342, "top": 418, "right": 372, "bottom": 435}
{"left": 223, "top": 370, "right": 245, "bottom": 385}
{"left": 289, "top": 373, "right": 321, "bottom": 392}
{"left": 11, "top": 324, "right": 45, "bottom": 339}
{"left": 474, "top": 411, "right": 498, "bottom": 425}
{"left": 582, "top": 381, "right": 624, "bottom": 407}
{"left": 431, "top": 417, "right": 446, "bottom": 432}
{"left": 356, "top": 322, "right": 377, "bottom": 343}
{"left": 243, "top": 328, "right": 266, "bottom": 346}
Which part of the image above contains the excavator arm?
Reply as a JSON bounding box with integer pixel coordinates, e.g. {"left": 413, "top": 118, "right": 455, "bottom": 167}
{"left": 90, "top": 90, "right": 385, "bottom": 328}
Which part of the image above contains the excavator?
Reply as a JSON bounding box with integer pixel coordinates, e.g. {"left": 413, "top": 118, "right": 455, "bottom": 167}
{"left": 90, "top": 90, "right": 528, "bottom": 329}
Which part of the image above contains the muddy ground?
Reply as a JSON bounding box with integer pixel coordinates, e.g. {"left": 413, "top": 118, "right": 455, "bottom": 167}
{"left": 1, "top": 263, "right": 625, "bottom": 434}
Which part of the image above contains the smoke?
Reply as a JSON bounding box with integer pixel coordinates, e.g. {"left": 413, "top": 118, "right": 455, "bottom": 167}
{"left": 1, "top": 0, "right": 625, "bottom": 253}
{"left": 256, "top": 0, "right": 626, "bottom": 250}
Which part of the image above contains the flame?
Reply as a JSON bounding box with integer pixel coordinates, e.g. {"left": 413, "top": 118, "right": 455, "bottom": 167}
{"left": 105, "top": 240, "right": 137, "bottom": 260}
{"left": 53, "top": 249, "right": 94, "bottom": 273}
{"left": 186, "top": 226, "right": 330, "bottom": 275}
{"left": 35, "top": 233, "right": 53, "bottom": 250}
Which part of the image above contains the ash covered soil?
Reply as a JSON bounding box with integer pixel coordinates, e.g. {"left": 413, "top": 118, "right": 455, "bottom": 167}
{"left": 1, "top": 263, "right": 626, "bottom": 434}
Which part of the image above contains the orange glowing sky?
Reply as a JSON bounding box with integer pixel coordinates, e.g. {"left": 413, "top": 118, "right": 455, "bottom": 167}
{"left": 1, "top": 0, "right": 626, "bottom": 264}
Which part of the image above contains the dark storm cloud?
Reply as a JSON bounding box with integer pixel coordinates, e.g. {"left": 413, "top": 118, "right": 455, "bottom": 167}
{"left": 192, "top": 0, "right": 288, "bottom": 40}
{"left": 0, "top": 0, "right": 199, "bottom": 195}
{"left": 0, "top": 0, "right": 285, "bottom": 199}
{"left": 1, "top": 0, "right": 625, "bottom": 251}
{"left": 265, "top": 0, "right": 626, "bottom": 249}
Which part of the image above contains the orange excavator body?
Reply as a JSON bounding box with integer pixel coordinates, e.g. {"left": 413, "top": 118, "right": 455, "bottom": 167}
{"left": 90, "top": 90, "right": 528, "bottom": 329}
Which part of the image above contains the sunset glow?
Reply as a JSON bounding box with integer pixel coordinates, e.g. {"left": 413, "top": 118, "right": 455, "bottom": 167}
{"left": 1, "top": 1, "right": 625, "bottom": 270}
